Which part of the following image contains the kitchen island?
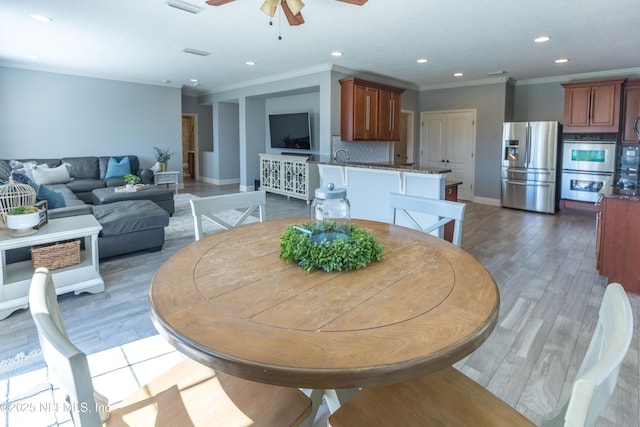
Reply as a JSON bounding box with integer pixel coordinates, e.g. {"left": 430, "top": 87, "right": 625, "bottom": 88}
{"left": 597, "top": 186, "right": 640, "bottom": 294}
{"left": 315, "top": 160, "right": 451, "bottom": 224}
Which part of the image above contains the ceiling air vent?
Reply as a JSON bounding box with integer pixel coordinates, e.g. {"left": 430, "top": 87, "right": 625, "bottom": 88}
{"left": 486, "top": 70, "right": 507, "bottom": 76}
{"left": 168, "top": 0, "right": 204, "bottom": 14}
{"left": 182, "top": 48, "right": 212, "bottom": 57}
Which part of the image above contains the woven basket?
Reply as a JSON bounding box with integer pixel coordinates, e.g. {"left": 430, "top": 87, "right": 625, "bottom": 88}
{"left": 31, "top": 240, "right": 81, "bottom": 270}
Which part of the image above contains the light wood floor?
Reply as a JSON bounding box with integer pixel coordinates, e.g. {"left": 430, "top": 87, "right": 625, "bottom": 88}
{"left": 1, "top": 179, "right": 638, "bottom": 426}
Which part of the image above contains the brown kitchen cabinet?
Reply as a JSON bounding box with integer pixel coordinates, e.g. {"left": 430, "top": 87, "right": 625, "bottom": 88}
{"left": 597, "top": 196, "right": 640, "bottom": 294}
{"left": 340, "top": 77, "right": 404, "bottom": 141}
{"left": 621, "top": 80, "right": 640, "bottom": 144}
{"left": 444, "top": 181, "right": 461, "bottom": 243}
{"left": 377, "top": 90, "right": 402, "bottom": 141}
{"left": 561, "top": 79, "right": 625, "bottom": 133}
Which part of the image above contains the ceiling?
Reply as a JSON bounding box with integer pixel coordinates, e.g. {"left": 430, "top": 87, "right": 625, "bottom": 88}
{"left": 2, "top": 0, "right": 640, "bottom": 96}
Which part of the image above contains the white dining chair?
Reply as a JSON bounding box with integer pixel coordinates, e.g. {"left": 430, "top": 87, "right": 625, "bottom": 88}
{"left": 190, "top": 190, "right": 266, "bottom": 241}
{"left": 329, "top": 282, "right": 633, "bottom": 427}
{"left": 29, "top": 267, "right": 312, "bottom": 427}
{"left": 389, "top": 192, "right": 466, "bottom": 246}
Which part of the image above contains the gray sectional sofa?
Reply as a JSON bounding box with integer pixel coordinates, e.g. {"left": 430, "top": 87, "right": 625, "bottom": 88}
{"left": 1, "top": 156, "right": 170, "bottom": 260}
{"left": 0, "top": 156, "right": 154, "bottom": 218}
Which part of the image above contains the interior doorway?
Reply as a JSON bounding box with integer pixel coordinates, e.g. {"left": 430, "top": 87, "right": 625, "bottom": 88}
{"left": 182, "top": 114, "right": 197, "bottom": 180}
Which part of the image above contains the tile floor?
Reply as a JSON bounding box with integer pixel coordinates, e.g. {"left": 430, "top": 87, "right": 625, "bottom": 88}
{"left": 1, "top": 335, "right": 185, "bottom": 426}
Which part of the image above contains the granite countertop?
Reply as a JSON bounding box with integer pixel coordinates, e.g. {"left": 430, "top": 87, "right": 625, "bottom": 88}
{"left": 312, "top": 156, "right": 451, "bottom": 175}
{"left": 599, "top": 185, "right": 640, "bottom": 202}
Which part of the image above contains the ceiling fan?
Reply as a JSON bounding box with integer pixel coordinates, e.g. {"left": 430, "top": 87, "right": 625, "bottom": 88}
{"left": 205, "top": 0, "right": 368, "bottom": 26}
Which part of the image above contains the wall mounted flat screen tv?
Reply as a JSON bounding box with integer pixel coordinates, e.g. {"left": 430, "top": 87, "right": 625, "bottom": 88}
{"left": 268, "top": 112, "right": 311, "bottom": 150}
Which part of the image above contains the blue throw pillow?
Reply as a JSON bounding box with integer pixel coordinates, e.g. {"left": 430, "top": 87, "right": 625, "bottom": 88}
{"left": 34, "top": 183, "right": 67, "bottom": 209}
{"left": 105, "top": 157, "right": 131, "bottom": 179}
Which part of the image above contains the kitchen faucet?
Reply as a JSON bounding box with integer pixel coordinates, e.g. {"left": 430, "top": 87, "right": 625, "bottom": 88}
{"left": 333, "top": 148, "right": 350, "bottom": 165}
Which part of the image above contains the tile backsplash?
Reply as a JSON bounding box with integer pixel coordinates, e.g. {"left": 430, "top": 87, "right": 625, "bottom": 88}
{"left": 331, "top": 136, "right": 394, "bottom": 163}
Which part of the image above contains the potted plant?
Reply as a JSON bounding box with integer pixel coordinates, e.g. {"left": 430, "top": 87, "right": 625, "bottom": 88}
{"left": 152, "top": 146, "right": 175, "bottom": 172}
{"left": 6, "top": 205, "right": 40, "bottom": 235}
{"left": 124, "top": 173, "right": 141, "bottom": 191}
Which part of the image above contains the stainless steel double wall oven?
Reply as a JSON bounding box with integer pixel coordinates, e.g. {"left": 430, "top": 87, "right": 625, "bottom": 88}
{"left": 560, "top": 134, "right": 616, "bottom": 203}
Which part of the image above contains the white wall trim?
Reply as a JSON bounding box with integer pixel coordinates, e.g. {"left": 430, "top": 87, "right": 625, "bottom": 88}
{"left": 198, "top": 176, "right": 240, "bottom": 186}
{"left": 472, "top": 196, "right": 501, "bottom": 206}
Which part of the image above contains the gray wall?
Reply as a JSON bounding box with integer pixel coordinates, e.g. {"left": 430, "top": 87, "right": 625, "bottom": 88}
{"left": 512, "top": 82, "right": 565, "bottom": 122}
{"left": 419, "top": 83, "right": 509, "bottom": 200}
{"left": 217, "top": 101, "right": 241, "bottom": 182}
{"left": 264, "top": 92, "right": 320, "bottom": 155}
{"left": 0, "top": 67, "right": 182, "bottom": 170}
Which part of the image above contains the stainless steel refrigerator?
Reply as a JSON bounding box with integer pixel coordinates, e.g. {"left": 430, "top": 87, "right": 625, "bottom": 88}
{"left": 501, "top": 121, "right": 560, "bottom": 214}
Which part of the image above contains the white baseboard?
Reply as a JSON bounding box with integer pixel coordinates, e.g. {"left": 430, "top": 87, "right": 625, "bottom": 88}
{"left": 198, "top": 176, "right": 240, "bottom": 185}
{"left": 471, "top": 196, "right": 501, "bottom": 206}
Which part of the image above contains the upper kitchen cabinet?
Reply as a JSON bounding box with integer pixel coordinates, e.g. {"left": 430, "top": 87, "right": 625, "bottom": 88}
{"left": 340, "top": 78, "right": 404, "bottom": 141}
{"left": 622, "top": 80, "right": 640, "bottom": 144}
{"left": 561, "top": 78, "right": 625, "bottom": 133}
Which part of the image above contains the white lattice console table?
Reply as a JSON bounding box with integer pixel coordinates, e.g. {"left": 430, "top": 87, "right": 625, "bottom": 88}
{"left": 259, "top": 154, "right": 319, "bottom": 204}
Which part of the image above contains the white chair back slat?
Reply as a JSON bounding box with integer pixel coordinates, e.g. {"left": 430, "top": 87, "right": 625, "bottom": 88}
{"left": 390, "top": 192, "right": 466, "bottom": 246}
{"left": 190, "top": 191, "right": 266, "bottom": 241}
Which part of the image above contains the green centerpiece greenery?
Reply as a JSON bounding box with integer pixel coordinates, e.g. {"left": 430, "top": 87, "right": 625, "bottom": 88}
{"left": 280, "top": 222, "right": 384, "bottom": 272}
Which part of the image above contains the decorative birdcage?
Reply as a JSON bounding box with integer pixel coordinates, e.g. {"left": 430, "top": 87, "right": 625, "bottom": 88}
{"left": 0, "top": 177, "right": 37, "bottom": 229}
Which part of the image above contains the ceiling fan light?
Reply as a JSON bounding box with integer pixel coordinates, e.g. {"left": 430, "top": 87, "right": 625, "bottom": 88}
{"left": 260, "top": 0, "right": 279, "bottom": 17}
{"left": 286, "top": 0, "right": 305, "bottom": 16}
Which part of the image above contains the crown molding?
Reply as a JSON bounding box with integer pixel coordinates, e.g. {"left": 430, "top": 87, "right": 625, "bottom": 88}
{"left": 419, "top": 76, "right": 511, "bottom": 91}
{"left": 0, "top": 62, "right": 184, "bottom": 90}
{"left": 206, "top": 64, "right": 335, "bottom": 95}
{"left": 515, "top": 67, "right": 640, "bottom": 86}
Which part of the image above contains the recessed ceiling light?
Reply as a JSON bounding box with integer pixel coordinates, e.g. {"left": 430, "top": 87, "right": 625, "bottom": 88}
{"left": 453, "top": 72, "right": 464, "bottom": 77}
{"left": 30, "top": 15, "right": 52, "bottom": 23}
{"left": 331, "top": 51, "right": 343, "bottom": 57}
{"left": 534, "top": 36, "right": 550, "bottom": 43}
{"left": 190, "top": 78, "right": 199, "bottom": 83}
{"left": 555, "top": 58, "right": 569, "bottom": 63}
{"left": 245, "top": 61, "right": 256, "bottom": 66}
{"left": 416, "top": 58, "right": 428, "bottom": 64}
{"left": 27, "top": 55, "right": 40, "bottom": 60}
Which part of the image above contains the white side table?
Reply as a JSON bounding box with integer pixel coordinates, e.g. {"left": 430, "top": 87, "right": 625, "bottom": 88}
{"left": 0, "top": 215, "right": 104, "bottom": 320}
{"left": 154, "top": 171, "right": 180, "bottom": 195}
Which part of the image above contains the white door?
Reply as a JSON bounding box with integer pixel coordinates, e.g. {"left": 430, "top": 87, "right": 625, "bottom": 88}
{"left": 420, "top": 110, "right": 476, "bottom": 201}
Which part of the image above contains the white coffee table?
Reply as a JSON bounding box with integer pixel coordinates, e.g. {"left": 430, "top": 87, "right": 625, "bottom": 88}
{"left": 154, "top": 171, "right": 180, "bottom": 195}
{"left": 0, "top": 215, "right": 104, "bottom": 320}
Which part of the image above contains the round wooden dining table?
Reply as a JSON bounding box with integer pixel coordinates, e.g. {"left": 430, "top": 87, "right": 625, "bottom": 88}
{"left": 149, "top": 218, "right": 499, "bottom": 391}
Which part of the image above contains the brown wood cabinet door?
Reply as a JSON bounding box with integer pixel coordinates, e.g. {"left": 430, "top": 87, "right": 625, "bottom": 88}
{"left": 590, "top": 84, "right": 618, "bottom": 127}
{"left": 378, "top": 90, "right": 391, "bottom": 141}
{"left": 352, "top": 85, "right": 378, "bottom": 140}
{"left": 389, "top": 91, "right": 401, "bottom": 141}
{"left": 564, "top": 86, "right": 592, "bottom": 127}
{"left": 622, "top": 82, "right": 640, "bottom": 144}
{"left": 598, "top": 197, "right": 640, "bottom": 294}
{"left": 443, "top": 184, "right": 459, "bottom": 243}
{"left": 377, "top": 90, "right": 401, "bottom": 141}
